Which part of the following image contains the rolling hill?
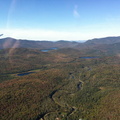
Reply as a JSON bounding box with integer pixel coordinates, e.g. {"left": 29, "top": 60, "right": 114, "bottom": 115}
{"left": 0, "top": 36, "right": 120, "bottom": 120}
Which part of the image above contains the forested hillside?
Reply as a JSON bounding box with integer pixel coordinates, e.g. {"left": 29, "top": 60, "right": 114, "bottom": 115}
{"left": 0, "top": 37, "right": 120, "bottom": 120}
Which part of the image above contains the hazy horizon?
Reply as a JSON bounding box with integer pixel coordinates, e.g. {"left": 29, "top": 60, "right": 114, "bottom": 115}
{"left": 1, "top": 35, "right": 120, "bottom": 42}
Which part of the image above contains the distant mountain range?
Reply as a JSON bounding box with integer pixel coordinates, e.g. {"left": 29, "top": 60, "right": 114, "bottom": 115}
{"left": 0, "top": 37, "right": 79, "bottom": 49}
{"left": 0, "top": 36, "right": 120, "bottom": 55}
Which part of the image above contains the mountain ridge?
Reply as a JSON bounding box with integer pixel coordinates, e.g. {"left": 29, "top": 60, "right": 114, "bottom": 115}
{"left": 0, "top": 36, "right": 120, "bottom": 50}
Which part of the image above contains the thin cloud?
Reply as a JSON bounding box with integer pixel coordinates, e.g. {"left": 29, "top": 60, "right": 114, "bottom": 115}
{"left": 73, "top": 5, "right": 80, "bottom": 18}
{"left": 1, "top": 24, "right": 120, "bottom": 41}
{"left": 0, "top": 28, "right": 86, "bottom": 41}
{"left": 6, "top": 0, "right": 17, "bottom": 28}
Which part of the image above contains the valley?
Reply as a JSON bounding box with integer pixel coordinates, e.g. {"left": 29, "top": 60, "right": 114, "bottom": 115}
{"left": 0, "top": 37, "right": 120, "bottom": 120}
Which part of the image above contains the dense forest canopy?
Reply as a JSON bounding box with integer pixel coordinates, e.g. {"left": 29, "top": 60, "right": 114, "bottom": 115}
{"left": 0, "top": 36, "right": 120, "bottom": 120}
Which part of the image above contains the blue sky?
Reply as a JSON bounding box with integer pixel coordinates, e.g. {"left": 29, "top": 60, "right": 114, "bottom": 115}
{"left": 0, "top": 0, "right": 120, "bottom": 41}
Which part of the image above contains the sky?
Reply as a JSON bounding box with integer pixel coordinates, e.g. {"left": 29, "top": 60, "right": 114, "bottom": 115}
{"left": 0, "top": 0, "right": 120, "bottom": 41}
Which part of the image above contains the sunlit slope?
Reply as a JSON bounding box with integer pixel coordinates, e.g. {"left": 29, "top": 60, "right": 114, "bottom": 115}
{"left": 0, "top": 68, "right": 69, "bottom": 120}
{"left": 0, "top": 53, "right": 120, "bottom": 120}
{"left": 0, "top": 48, "right": 73, "bottom": 74}
{"left": 0, "top": 37, "right": 120, "bottom": 119}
